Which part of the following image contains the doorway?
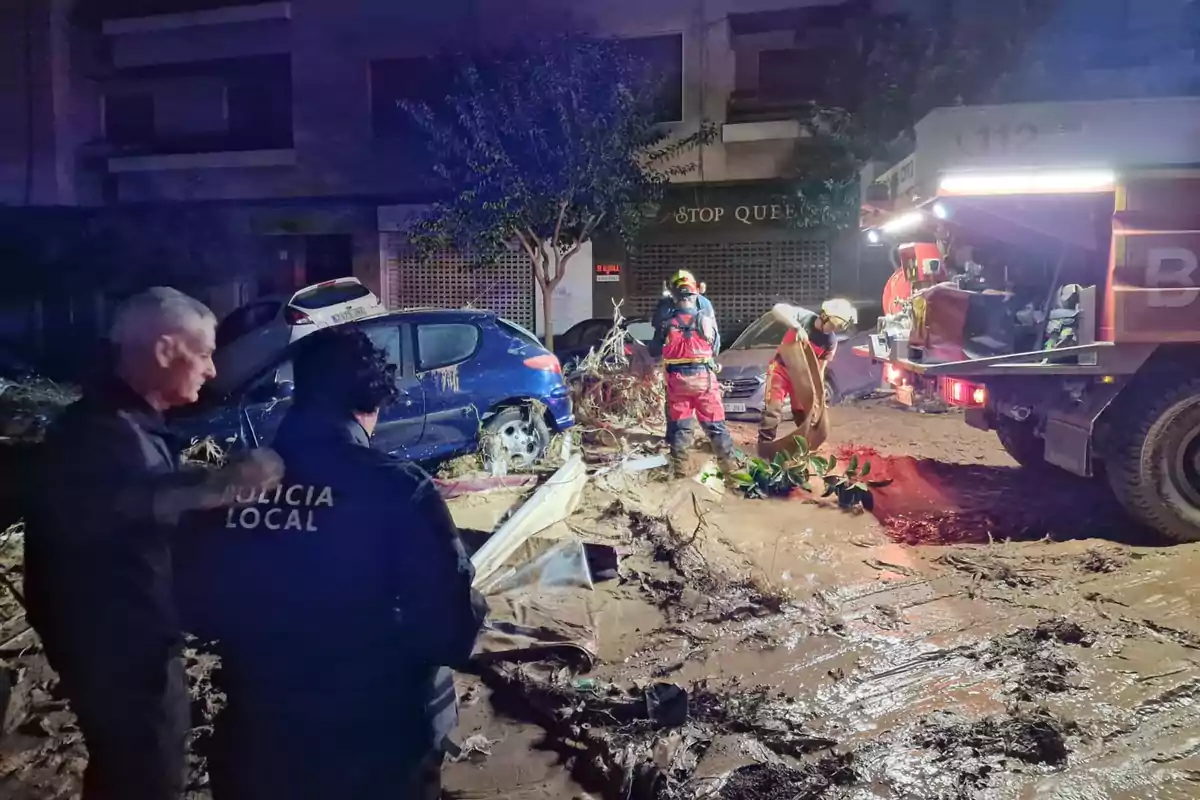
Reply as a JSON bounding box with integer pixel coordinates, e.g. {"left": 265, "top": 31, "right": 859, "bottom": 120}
{"left": 304, "top": 234, "right": 354, "bottom": 285}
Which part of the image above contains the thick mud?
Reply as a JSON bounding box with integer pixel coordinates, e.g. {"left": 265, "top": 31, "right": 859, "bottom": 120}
{"left": 4, "top": 402, "right": 1200, "bottom": 799}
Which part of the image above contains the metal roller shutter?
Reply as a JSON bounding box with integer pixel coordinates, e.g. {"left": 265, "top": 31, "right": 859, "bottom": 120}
{"left": 381, "top": 233, "right": 537, "bottom": 329}
{"left": 626, "top": 237, "right": 830, "bottom": 334}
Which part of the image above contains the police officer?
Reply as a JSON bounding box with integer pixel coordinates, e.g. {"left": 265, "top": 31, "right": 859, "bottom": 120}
{"left": 176, "top": 326, "right": 488, "bottom": 800}
{"left": 653, "top": 273, "right": 737, "bottom": 478}
{"left": 25, "top": 287, "right": 283, "bottom": 800}
{"left": 757, "top": 298, "right": 857, "bottom": 450}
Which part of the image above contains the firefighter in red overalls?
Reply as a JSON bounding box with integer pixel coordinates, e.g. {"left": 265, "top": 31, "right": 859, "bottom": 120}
{"left": 757, "top": 298, "right": 857, "bottom": 450}
{"left": 655, "top": 273, "right": 737, "bottom": 478}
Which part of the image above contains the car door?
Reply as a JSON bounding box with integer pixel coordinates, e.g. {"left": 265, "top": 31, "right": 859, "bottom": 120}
{"left": 238, "top": 321, "right": 425, "bottom": 454}
{"left": 412, "top": 320, "right": 482, "bottom": 455}
{"left": 361, "top": 320, "right": 426, "bottom": 457}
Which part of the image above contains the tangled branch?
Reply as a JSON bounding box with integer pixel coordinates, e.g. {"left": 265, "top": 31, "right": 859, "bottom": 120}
{"left": 567, "top": 302, "right": 664, "bottom": 432}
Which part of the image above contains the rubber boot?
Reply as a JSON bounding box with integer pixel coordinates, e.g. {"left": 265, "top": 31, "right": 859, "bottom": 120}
{"left": 670, "top": 452, "right": 690, "bottom": 479}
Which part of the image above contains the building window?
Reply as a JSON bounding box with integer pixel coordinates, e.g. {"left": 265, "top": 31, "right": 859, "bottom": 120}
{"left": 757, "top": 47, "right": 839, "bottom": 106}
{"left": 616, "top": 33, "right": 685, "bottom": 123}
{"left": 370, "top": 56, "right": 459, "bottom": 138}
{"left": 225, "top": 58, "right": 293, "bottom": 148}
{"left": 103, "top": 55, "right": 291, "bottom": 153}
{"left": 103, "top": 93, "right": 155, "bottom": 145}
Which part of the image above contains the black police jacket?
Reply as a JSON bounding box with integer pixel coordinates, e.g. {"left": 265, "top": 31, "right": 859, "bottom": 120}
{"left": 175, "top": 405, "right": 488, "bottom": 758}
{"left": 25, "top": 377, "right": 203, "bottom": 674}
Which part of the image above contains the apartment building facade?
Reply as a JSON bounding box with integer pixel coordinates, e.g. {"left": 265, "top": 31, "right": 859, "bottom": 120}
{"left": 1, "top": 0, "right": 1198, "bottom": 346}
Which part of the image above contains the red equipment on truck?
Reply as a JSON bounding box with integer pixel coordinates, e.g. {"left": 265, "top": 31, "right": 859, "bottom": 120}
{"left": 859, "top": 97, "right": 1200, "bottom": 543}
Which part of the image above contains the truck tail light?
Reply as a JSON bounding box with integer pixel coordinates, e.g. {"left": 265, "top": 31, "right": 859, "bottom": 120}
{"left": 942, "top": 378, "right": 986, "bottom": 408}
{"left": 524, "top": 354, "right": 562, "bottom": 373}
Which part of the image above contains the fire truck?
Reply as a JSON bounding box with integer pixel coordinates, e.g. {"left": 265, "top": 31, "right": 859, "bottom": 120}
{"left": 859, "top": 97, "right": 1200, "bottom": 542}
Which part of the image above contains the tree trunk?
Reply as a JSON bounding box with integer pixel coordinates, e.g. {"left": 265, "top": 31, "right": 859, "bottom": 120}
{"left": 541, "top": 282, "right": 555, "bottom": 352}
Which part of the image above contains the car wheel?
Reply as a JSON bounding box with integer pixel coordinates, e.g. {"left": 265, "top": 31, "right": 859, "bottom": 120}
{"left": 824, "top": 373, "right": 842, "bottom": 406}
{"left": 483, "top": 406, "right": 552, "bottom": 472}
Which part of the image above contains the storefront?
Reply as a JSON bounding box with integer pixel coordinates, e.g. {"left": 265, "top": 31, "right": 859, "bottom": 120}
{"left": 594, "top": 182, "right": 856, "bottom": 338}
{"left": 377, "top": 205, "right": 595, "bottom": 335}
{"left": 377, "top": 205, "right": 538, "bottom": 330}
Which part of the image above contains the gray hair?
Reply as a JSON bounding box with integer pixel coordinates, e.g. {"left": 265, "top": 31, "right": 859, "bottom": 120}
{"left": 109, "top": 287, "right": 216, "bottom": 351}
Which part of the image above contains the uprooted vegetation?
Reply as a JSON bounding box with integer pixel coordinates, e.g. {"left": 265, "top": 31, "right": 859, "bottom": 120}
{"left": 915, "top": 706, "right": 1075, "bottom": 768}
{"left": 566, "top": 304, "right": 664, "bottom": 435}
{"left": 481, "top": 664, "right": 849, "bottom": 800}
{"left": 728, "top": 437, "right": 880, "bottom": 511}
{"left": 974, "top": 619, "right": 1094, "bottom": 699}
{"left": 627, "top": 509, "right": 792, "bottom": 619}
{"left": 718, "top": 757, "right": 857, "bottom": 800}
{"left": 0, "top": 378, "right": 78, "bottom": 441}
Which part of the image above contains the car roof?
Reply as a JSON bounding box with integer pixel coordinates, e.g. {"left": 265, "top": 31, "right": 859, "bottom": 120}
{"left": 368, "top": 307, "right": 498, "bottom": 323}
{"left": 248, "top": 277, "right": 371, "bottom": 305}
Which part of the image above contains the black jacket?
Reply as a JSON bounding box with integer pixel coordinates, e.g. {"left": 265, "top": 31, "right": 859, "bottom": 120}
{"left": 25, "top": 378, "right": 199, "bottom": 672}
{"left": 175, "top": 405, "right": 487, "bottom": 787}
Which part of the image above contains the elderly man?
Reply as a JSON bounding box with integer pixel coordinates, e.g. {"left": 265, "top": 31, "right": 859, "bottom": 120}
{"left": 177, "top": 327, "right": 488, "bottom": 799}
{"left": 25, "top": 287, "right": 281, "bottom": 800}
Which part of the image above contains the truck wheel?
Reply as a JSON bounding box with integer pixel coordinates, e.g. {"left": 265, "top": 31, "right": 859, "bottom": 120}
{"left": 824, "top": 373, "right": 842, "bottom": 406}
{"left": 995, "top": 418, "right": 1045, "bottom": 468}
{"left": 1107, "top": 377, "right": 1200, "bottom": 543}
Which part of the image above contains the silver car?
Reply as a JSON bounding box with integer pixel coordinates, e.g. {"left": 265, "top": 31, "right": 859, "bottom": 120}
{"left": 716, "top": 307, "right": 882, "bottom": 421}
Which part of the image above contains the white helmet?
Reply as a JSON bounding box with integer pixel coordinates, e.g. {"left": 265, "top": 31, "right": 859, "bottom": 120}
{"left": 820, "top": 298, "right": 858, "bottom": 331}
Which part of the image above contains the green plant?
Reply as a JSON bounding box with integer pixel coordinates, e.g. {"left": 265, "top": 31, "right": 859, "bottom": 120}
{"left": 729, "top": 451, "right": 814, "bottom": 499}
{"left": 821, "top": 453, "right": 875, "bottom": 511}
{"left": 725, "top": 436, "right": 883, "bottom": 511}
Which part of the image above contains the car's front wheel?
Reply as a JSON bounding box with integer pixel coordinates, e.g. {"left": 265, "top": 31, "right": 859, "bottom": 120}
{"left": 483, "top": 406, "right": 552, "bottom": 472}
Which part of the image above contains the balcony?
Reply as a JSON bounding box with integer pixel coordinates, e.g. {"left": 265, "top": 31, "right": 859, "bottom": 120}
{"left": 90, "top": 54, "right": 294, "bottom": 172}
{"left": 723, "top": 91, "right": 812, "bottom": 143}
{"left": 97, "top": 0, "right": 291, "bottom": 68}
{"left": 100, "top": 0, "right": 290, "bottom": 34}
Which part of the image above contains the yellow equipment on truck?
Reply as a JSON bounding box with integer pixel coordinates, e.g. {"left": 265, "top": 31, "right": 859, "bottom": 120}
{"left": 860, "top": 97, "right": 1200, "bottom": 543}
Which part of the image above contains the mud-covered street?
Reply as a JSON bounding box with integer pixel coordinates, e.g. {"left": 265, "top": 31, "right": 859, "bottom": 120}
{"left": 3, "top": 400, "right": 1200, "bottom": 799}
{"left": 443, "top": 401, "right": 1200, "bottom": 800}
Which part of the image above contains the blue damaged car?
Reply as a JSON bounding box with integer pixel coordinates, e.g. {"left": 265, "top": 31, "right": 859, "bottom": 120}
{"left": 174, "top": 308, "right": 574, "bottom": 468}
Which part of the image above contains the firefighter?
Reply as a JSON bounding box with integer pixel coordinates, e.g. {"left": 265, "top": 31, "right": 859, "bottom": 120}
{"left": 652, "top": 271, "right": 719, "bottom": 357}
{"left": 654, "top": 272, "right": 737, "bottom": 477}
{"left": 757, "top": 298, "right": 858, "bottom": 448}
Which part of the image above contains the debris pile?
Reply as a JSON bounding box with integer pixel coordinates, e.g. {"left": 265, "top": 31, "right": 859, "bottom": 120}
{"left": 915, "top": 707, "right": 1073, "bottom": 767}
{"left": 481, "top": 664, "right": 846, "bottom": 800}
{"left": 0, "top": 378, "right": 78, "bottom": 442}
{"left": 718, "top": 756, "right": 856, "bottom": 800}
{"left": 975, "top": 619, "right": 1093, "bottom": 699}
{"left": 567, "top": 305, "right": 664, "bottom": 434}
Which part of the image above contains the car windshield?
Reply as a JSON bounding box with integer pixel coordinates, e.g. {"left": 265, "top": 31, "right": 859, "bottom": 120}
{"left": 729, "top": 313, "right": 789, "bottom": 350}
